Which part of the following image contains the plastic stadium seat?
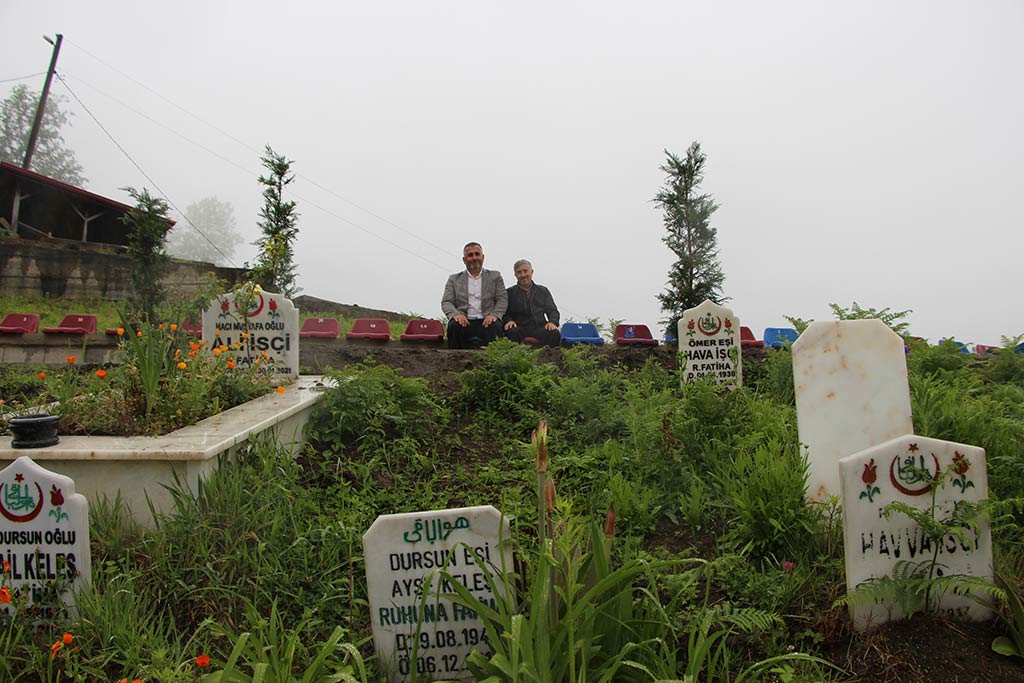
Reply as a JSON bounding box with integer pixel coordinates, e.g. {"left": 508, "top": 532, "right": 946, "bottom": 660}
{"left": 42, "top": 314, "right": 97, "bottom": 335}
{"left": 400, "top": 318, "right": 444, "bottom": 342}
{"left": 975, "top": 344, "right": 998, "bottom": 356}
{"left": 0, "top": 312, "right": 39, "bottom": 334}
{"left": 560, "top": 322, "right": 604, "bottom": 345}
{"left": 346, "top": 318, "right": 392, "bottom": 341}
{"left": 740, "top": 326, "right": 763, "bottom": 348}
{"left": 613, "top": 324, "right": 658, "bottom": 347}
{"left": 763, "top": 327, "right": 798, "bottom": 349}
{"left": 182, "top": 319, "right": 203, "bottom": 337}
{"left": 300, "top": 317, "right": 341, "bottom": 338}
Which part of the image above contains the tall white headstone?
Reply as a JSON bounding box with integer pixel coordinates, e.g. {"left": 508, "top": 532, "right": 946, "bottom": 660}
{"left": 678, "top": 300, "right": 742, "bottom": 387}
{"left": 363, "top": 505, "right": 512, "bottom": 683}
{"left": 202, "top": 288, "right": 299, "bottom": 379}
{"left": 793, "top": 320, "right": 913, "bottom": 501}
{"left": 0, "top": 456, "right": 91, "bottom": 612}
{"left": 839, "top": 434, "right": 992, "bottom": 631}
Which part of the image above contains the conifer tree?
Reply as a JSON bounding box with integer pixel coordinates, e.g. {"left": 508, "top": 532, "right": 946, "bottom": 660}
{"left": 655, "top": 142, "right": 725, "bottom": 336}
{"left": 248, "top": 146, "right": 299, "bottom": 297}
{"left": 121, "top": 187, "right": 173, "bottom": 321}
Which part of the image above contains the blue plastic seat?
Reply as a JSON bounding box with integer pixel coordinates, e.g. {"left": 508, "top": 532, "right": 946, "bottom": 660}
{"left": 560, "top": 322, "right": 604, "bottom": 345}
{"left": 939, "top": 338, "right": 970, "bottom": 354}
{"left": 763, "top": 327, "right": 798, "bottom": 349}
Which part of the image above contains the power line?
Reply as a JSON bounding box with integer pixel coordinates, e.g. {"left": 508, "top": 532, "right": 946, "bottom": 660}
{"left": 63, "top": 37, "right": 455, "bottom": 262}
{"left": 0, "top": 72, "right": 46, "bottom": 85}
{"left": 56, "top": 74, "right": 239, "bottom": 268}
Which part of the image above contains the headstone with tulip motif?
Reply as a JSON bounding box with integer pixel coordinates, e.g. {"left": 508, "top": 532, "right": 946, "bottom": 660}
{"left": 201, "top": 287, "right": 299, "bottom": 378}
{"left": 838, "top": 434, "right": 992, "bottom": 631}
{"left": 0, "top": 456, "right": 91, "bottom": 614}
{"left": 678, "top": 300, "right": 742, "bottom": 387}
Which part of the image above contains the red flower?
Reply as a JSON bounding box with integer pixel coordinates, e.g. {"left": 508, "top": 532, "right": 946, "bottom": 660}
{"left": 221, "top": 299, "right": 230, "bottom": 312}
{"left": 724, "top": 318, "right": 732, "bottom": 328}
{"left": 269, "top": 299, "right": 278, "bottom": 312}
{"left": 50, "top": 641, "right": 62, "bottom": 659}
{"left": 782, "top": 561, "right": 796, "bottom": 573}
{"left": 862, "top": 459, "right": 877, "bottom": 485}
{"left": 195, "top": 654, "right": 211, "bottom": 668}
{"left": 62, "top": 633, "right": 73, "bottom": 645}
{"left": 952, "top": 452, "right": 970, "bottom": 476}
{"left": 0, "top": 587, "right": 11, "bottom": 604}
{"left": 687, "top": 320, "right": 695, "bottom": 330}
{"left": 50, "top": 485, "right": 64, "bottom": 507}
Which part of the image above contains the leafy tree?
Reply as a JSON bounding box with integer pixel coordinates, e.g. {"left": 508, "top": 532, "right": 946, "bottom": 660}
{"left": 247, "top": 145, "right": 300, "bottom": 297}
{"left": 165, "top": 196, "right": 241, "bottom": 265}
{"left": 122, "top": 187, "right": 173, "bottom": 321}
{"left": 0, "top": 84, "right": 85, "bottom": 185}
{"left": 654, "top": 142, "right": 725, "bottom": 336}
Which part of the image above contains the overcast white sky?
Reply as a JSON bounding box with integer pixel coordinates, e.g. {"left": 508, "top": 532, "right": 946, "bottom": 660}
{"left": 3, "top": 1, "right": 1022, "bottom": 344}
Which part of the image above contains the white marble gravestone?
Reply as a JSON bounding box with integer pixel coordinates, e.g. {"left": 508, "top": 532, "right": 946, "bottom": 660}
{"left": 678, "top": 300, "right": 742, "bottom": 388}
{"left": 363, "top": 505, "right": 512, "bottom": 683}
{"left": 839, "top": 434, "right": 992, "bottom": 631}
{"left": 0, "top": 456, "right": 91, "bottom": 612}
{"left": 202, "top": 288, "right": 299, "bottom": 379}
{"left": 793, "top": 320, "right": 913, "bottom": 501}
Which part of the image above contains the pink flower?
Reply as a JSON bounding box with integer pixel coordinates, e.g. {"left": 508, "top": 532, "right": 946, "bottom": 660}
{"left": 782, "top": 561, "right": 796, "bottom": 573}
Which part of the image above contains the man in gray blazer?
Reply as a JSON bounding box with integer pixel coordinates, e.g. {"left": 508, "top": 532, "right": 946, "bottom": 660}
{"left": 442, "top": 242, "right": 508, "bottom": 349}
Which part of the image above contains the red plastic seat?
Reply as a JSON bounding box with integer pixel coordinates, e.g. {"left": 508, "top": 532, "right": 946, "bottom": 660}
{"left": 300, "top": 317, "right": 341, "bottom": 338}
{"left": 613, "top": 324, "right": 658, "bottom": 347}
{"left": 42, "top": 314, "right": 97, "bottom": 335}
{"left": 740, "top": 325, "right": 764, "bottom": 348}
{"left": 400, "top": 318, "right": 444, "bottom": 342}
{"left": 346, "top": 318, "right": 392, "bottom": 341}
{"left": 181, "top": 319, "right": 203, "bottom": 337}
{"left": 0, "top": 312, "right": 40, "bottom": 334}
{"left": 975, "top": 344, "right": 998, "bottom": 356}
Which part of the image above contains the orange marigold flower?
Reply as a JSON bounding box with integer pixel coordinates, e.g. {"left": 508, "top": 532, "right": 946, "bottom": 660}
{"left": 62, "top": 633, "right": 73, "bottom": 645}
{"left": 198, "top": 339, "right": 205, "bottom": 346}
{"left": 170, "top": 323, "right": 178, "bottom": 331}
{"left": 176, "top": 362, "right": 187, "bottom": 370}
{"left": 215, "top": 328, "right": 221, "bottom": 336}
{"left": 212, "top": 348, "right": 222, "bottom": 357}
{"left": 116, "top": 327, "right": 125, "bottom": 336}
{"left": 136, "top": 330, "right": 143, "bottom": 338}
{"left": 254, "top": 358, "right": 261, "bottom": 365}
{"left": 2, "top": 559, "right": 9, "bottom": 572}
{"left": 158, "top": 323, "right": 165, "bottom": 330}
{"left": 195, "top": 654, "right": 211, "bottom": 668}
{"left": 95, "top": 369, "right": 108, "bottom": 379}
{"left": 188, "top": 350, "right": 196, "bottom": 358}
{"left": 276, "top": 385, "right": 285, "bottom": 394}
{"left": 174, "top": 349, "right": 181, "bottom": 360}
{"left": 66, "top": 355, "right": 76, "bottom": 364}
{"left": 219, "top": 344, "right": 229, "bottom": 352}
{"left": 38, "top": 372, "right": 46, "bottom": 380}
{"left": 0, "top": 587, "right": 11, "bottom": 604}
{"left": 188, "top": 341, "right": 199, "bottom": 351}
{"left": 241, "top": 332, "right": 249, "bottom": 339}
{"left": 226, "top": 361, "right": 236, "bottom": 369}
{"left": 50, "top": 641, "right": 62, "bottom": 659}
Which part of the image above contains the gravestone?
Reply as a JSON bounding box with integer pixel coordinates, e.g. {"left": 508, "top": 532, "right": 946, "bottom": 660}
{"left": 363, "top": 505, "right": 512, "bottom": 683}
{"left": 0, "top": 456, "right": 91, "bottom": 612}
{"left": 793, "top": 320, "right": 913, "bottom": 501}
{"left": 202, "top": 288, "right": 299, "bottom": 379}
{"left": 839, "top": 434, "right": 992, "bottom": 631}
{"left": 678, "top": 300, "right": 742, "bottom": 387}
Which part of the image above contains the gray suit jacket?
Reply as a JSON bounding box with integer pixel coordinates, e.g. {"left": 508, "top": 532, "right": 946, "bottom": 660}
{"left": 442, "top": 269, "right": 508, "bottom": 320}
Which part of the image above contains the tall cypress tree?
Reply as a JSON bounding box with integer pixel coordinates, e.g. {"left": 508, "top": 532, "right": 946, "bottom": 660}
{"left": 248, "top": 145, "right": 300, "bottom": 297}
{"left": 655, "top": 142, "right": 726, "bottom": 336}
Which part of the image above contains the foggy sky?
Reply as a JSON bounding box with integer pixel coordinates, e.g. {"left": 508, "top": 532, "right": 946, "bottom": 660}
{"left": 2, "top": 1, "right": 1022, "bottom": 344}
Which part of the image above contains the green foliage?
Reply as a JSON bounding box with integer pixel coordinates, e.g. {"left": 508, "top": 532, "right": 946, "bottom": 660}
{"left": 655, "top": 141, "right": 725, "bottom": 336}
{"left": 121, "top": 186, "right": 174, "bottom": 321}
{"left": 248, "top": 146, "right": 300, "bottom": 298}
{"left": 828, "top": 302, "right": 913, "bottom": 335}
{"left": 455, "top": 339, "right": 558, "bottom": 429}
{"left": 992, "top": 573, "right": 1024, "bottom": 659}
{"left": 0, "top": 83, "right": 85, "bottom": 185}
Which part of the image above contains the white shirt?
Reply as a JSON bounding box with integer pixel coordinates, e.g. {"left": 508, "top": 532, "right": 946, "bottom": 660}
{"left": 466, "top": 271, "right": 483, "bottom": 319}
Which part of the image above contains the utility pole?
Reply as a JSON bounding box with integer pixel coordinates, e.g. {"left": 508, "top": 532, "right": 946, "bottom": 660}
{"left": 22, "top": 33, "right": 63, "bottom": 172}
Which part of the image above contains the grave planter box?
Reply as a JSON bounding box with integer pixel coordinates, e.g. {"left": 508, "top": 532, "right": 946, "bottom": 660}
{"left": 0, "top": 376, "right": 326, "bottom": 526}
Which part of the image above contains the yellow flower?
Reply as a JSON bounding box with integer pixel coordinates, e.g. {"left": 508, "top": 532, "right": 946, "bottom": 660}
{"left": 176, "top": 362, "right": 187, "bottom": 370}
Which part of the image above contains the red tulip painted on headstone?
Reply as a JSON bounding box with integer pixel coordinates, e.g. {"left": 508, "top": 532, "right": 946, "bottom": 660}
{"left": 269, "top": 298, "right": 280, "bottom": 319}
{"left": 48, "top": 485, "right": 69, "bottom": 522}
{"left": 686, "top": 319, "right": 696, "bottom": 337}
{"left": 859, "top": 458, "right": 880, "bottom": 502}
{"left": 952, "top": 452, "right": 975, "bottom": 493}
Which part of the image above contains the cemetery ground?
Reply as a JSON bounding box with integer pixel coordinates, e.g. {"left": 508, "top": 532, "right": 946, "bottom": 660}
{"left": 2, "top": 337, "right": 1024, "bottom": 681}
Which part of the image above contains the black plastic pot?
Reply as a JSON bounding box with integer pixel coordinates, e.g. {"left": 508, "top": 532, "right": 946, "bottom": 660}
{"left": 7, "top": 413, "right": 60, "bottom": 448}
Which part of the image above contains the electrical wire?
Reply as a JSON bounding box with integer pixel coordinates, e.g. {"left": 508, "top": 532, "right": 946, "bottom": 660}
{"left": 0, "top": 72, "right": 46, "bottom": 84}
{"left": 56, "top": 74, "right": 239, "bottom": 267}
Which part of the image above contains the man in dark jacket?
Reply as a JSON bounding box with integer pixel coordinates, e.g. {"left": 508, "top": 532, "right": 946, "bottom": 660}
{"left": 503, "top": 259, "right": 561, "bottom": 347}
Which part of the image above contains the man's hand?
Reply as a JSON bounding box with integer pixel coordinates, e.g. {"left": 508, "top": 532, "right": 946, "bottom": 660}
{"left": 452, "top": 314, "right": 469, "bottom": 327}
{"left": 544, "top": 322, "right": 557, "bottom": 331}
{"left": 483, "top": 315, "right": 498, "bottom": 328}
{"left": 504, "top": 320, "right": 517, "bottom": 331}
